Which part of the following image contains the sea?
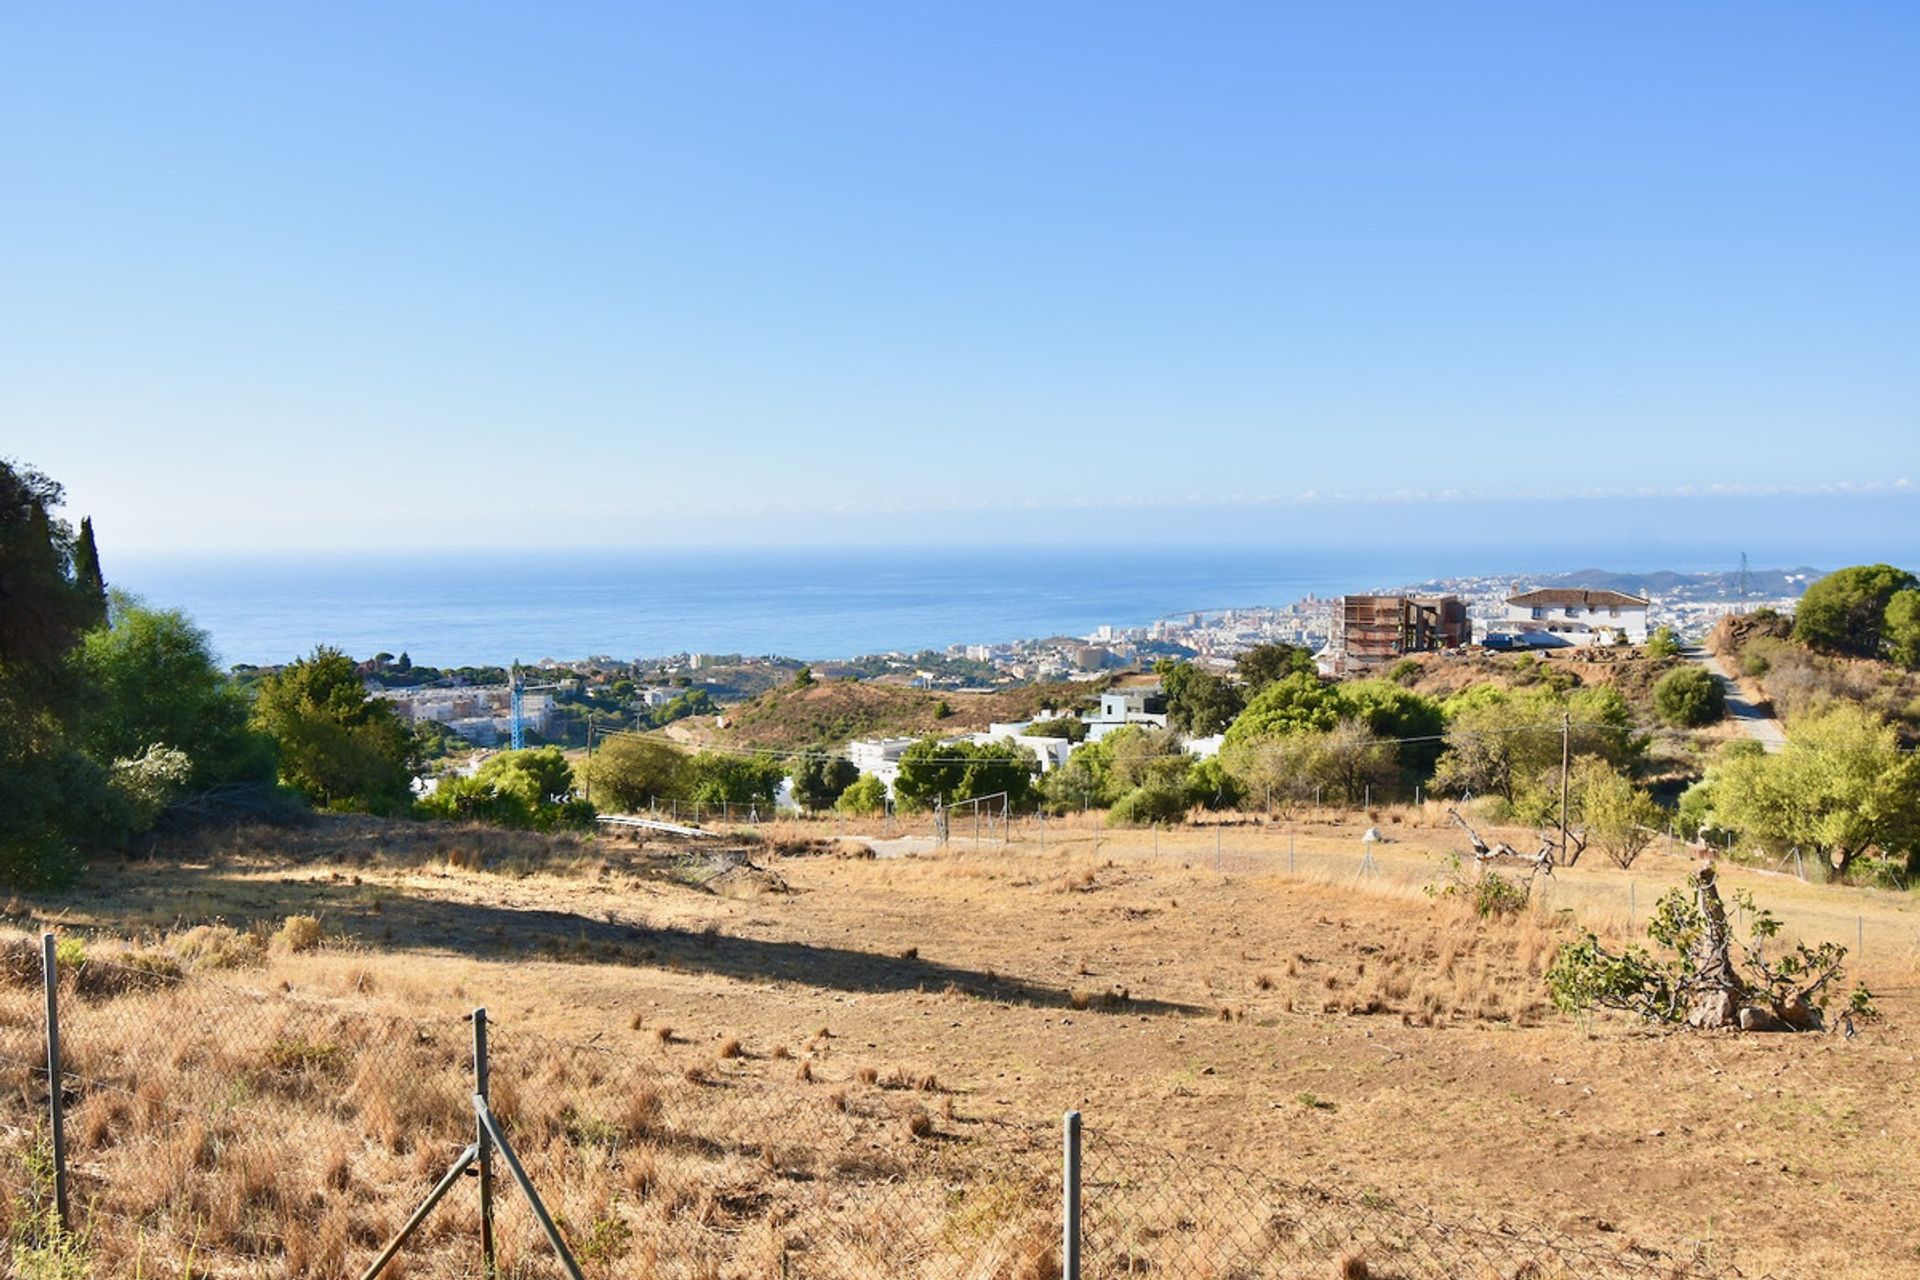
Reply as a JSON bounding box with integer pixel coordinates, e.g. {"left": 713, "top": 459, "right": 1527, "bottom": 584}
{"left": 101, "top": 541, "right": 1854, "bottom": 670}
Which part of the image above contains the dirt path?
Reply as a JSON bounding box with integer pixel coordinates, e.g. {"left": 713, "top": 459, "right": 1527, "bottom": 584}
{"left": 1686, "top": 645, "right": 1787, "bottom": 751}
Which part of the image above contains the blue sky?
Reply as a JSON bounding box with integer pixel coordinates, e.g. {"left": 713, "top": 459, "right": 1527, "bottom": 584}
{"left": 3, "top": 3, "right": 1916, "bottom": 552}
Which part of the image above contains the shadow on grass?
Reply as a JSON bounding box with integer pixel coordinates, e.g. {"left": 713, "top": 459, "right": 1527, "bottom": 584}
{"left": 41, "top": 857, "right": 1205, "bottom": 1018}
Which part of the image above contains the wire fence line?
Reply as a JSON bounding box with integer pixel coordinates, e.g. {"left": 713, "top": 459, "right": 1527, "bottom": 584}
{"left": 0, "top": 934, "right": 1776, "bottom": 1280}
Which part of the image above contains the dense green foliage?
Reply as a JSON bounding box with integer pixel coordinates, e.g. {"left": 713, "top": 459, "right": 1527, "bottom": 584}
{"left": 791, "top": 753, "right": 860, "bottom": 810}
{"left": 1233, "top": 642, "right": 1317, "bottom": 695}
{"left": 1885, "top": 589, "right": 1920, "bottom": 670}
{"left": 1651, "top": 665, "right": 1726, "bottom": 727}
{"left": 250, "top": 647, "right": 417, "bottom": 814}
{"left": 834, "top": 774, "right": 889, "bottom": 815}
{"left": 683, "top": 752, "right": 784, "bottom": 808}
{"left": 1, "top": 460, "right": 112, "bottom": 885}
{"left": 1684, "top": 708, "right": 1920, "bottom": 876}
{"left": 893, "top": 738, "right": 1037, "bottom": 812}
{"left": 1428, "top": 685, "right": 1640, "bottom": 822}
{"left": 75, "top": 597, "right": 276, "bottom": 790}
{"left": 1793, "top": 564, "right": 1918, "bottom": 659}
{"left": 1155, "top": 661, "right": 1243, "bottom": 736}
{"left": 420, "top": 747, "right": 594, "bottom": 830}
{"left": 584, "top": 735, "right": 688, "bottom": 811}
{"left": 1642, "top": 626, "right": 1681, "bottom": 659}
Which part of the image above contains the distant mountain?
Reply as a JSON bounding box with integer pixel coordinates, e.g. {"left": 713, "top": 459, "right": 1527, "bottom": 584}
{"left": 1533, "top": 567, "right": 1824, "bottom": 601}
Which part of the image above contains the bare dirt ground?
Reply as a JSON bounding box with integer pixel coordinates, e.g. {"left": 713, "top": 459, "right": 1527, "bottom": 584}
{"left": 8, "top": 809, "right": 1920, "bottom": 1277}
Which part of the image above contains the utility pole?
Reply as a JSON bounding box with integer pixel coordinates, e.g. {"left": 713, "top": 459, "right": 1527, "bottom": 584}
{"left": 1558, "top": 711, "right": 1572, "bottom": 864}
{"left": 584, "top": 713, "right": 594, "bottom": 805}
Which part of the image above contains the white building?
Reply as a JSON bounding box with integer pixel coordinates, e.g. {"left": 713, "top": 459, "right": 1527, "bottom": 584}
{"left": 1498, "top": 588, "right": 1651, "bottom": 648}
{"left": 976, "top": 724, "right": 1073, "bottom": 773}
{"left": 1082, "top": 687, "right": 1169, "bottom": 742}
{"left": 377, "top": 686, "right": 555, "bottom": 744}
{"left": 846, "top": 736, "right": 921, "bottom": 794}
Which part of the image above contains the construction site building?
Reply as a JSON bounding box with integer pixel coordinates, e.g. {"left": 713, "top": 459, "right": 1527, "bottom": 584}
{"left": 1323, "top": 595, "right": 1470, "bottom": 675}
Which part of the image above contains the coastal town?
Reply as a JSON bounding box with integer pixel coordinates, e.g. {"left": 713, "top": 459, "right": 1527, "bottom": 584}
{"left": 362, "top": 566, "right": 1812, "bottom": 752}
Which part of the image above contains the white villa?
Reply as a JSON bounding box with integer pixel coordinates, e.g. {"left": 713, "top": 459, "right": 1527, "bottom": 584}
{"left": 1499, "top": 588, "right": 1651, "bottom": 648}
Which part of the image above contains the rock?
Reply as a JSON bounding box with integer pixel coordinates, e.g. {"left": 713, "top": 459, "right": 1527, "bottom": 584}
{"left": 1738, "top": 1005, "right": 1793, "bottom": 1033}
{"left": 1777, "top": 996, "right": 1824, "bottom": 1032}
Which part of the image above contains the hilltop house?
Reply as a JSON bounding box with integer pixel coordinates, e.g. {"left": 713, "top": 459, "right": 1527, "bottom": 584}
{"left": 1499, "top": 588, "right": 1651, "bottom": 647}
{"left": 1081, "top": 684, "right": 1168, "bottom": 741}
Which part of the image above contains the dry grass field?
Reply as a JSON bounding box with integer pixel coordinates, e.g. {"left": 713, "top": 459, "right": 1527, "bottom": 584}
{"left": 5, "top": 807, "right": 1919, "bottom": 1278}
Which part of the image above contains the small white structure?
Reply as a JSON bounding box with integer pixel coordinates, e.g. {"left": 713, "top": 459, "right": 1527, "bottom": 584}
{"left": 968, "top": 728, "right": 1073, "bottom": 773}
{"left": 846, "top": 736, "right": 920, "bottom": 794}
{"left": 1499, "top": 588, "right": 1651, "bottom": 648}
{"left": 1181, "top": 733, "right": 1225, "bottom": 760}
{"left": 636, "top": 686, "right": 681, "bottom": 708}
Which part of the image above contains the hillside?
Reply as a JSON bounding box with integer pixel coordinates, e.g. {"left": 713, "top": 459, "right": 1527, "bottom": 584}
{"left": 696, "top": 677, "right": 1099, "bottom": 749}
{"left": 1710, "top": 611, "right": 1920, "bottom": 741}
{"left": 1388, "top": 647, "right": 1687, "bottom": 722}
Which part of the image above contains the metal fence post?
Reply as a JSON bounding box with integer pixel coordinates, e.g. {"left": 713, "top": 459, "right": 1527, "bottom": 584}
{"left": 41, "top": 932, "right": 69, "bottom": 1233}
{"left": 1062, "top": 1110, "right": 1082, "bottom": 1280}
{"left": 474, "top": 1007, "right": 496, "bottom": 1276}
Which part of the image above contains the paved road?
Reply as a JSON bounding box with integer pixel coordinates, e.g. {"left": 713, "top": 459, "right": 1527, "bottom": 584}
{"left": 1684, "top": 646, "right": 1787, "bottom": 752}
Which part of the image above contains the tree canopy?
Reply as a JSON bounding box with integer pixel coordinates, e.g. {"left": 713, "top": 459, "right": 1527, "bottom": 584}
{"left": 893, "top": 738, "right": 1037, "bottom": 812}
{"left": 585, "top": 735, "right": 688, "bottom": 812}
{"left": 1, "top": 459, "right": 112, "bottom": 885}
{"left": 1793, "top": 564, "right": 1918, "bottom": 658}
{"left": 1234, "top": 643, "right": 1317, "bottom": 695}
{"left": 250, "top": 646, "right": 417, "bottom": 814}
{"left": 1155, "top": 660, "right": 1243, "bottom": 736}
{"left": 1701, "top": 707, "right": 1920, "bottom": 877}
{"left": 76, "top": 596, "right": 276, "bottom": 790}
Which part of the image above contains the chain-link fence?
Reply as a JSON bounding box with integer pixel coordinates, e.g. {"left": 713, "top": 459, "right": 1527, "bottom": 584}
{"left": 2, "top": 931, "right": 1769, "bottom": 1280}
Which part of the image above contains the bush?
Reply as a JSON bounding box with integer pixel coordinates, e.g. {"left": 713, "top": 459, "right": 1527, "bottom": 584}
{"left": 835, "top": 775, "right": 889, "bottom": 816}
{"left": 1106, "top": 781, "right": 1192, "bottom": 826}
{"left": 420, "top": 746, "right": 594, "bottom": 831}
{"left": 271, "top": 915, "right": 323, "bottom": 954}
{"left": 1652, "top": 666, "right": 1726, "bottom": 727}
{"left": 1643, "top": 626, "right": 1681, "bottom": 659}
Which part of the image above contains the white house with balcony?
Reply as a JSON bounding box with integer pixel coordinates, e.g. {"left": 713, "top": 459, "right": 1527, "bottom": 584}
{"left": 1499, "top": 588, "right": 1651, "bottom": 648}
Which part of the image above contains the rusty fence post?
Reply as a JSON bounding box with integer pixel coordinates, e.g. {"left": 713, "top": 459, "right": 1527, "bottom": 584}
{"left": 475, "top": 1007, "right": 496, "bottom": 1276}
{"left": 41, "top": 932, "right": 70, "bottom": 1233}
{"left": 1062, "top": 1110, "right": 1082, "bottom": 1280}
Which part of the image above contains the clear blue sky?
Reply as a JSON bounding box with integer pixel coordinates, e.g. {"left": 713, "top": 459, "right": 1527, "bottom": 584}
{"left": 3, "top": 3, "right": 1916, "bottom": 552}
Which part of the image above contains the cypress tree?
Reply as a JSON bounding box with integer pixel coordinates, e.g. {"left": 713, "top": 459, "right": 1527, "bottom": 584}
{"left": 74, "top": 515, "right": 106, "bottom": 603}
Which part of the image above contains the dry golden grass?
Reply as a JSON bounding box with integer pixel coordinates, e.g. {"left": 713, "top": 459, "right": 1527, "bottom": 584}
{"left": 4, "top": 808, "right": 1919, "bottom": 1277}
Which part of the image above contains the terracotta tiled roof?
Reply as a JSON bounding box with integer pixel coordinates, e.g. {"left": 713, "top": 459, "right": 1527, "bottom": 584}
{"left": 1507, "top": 588, "right": 1649, "bottom": 608}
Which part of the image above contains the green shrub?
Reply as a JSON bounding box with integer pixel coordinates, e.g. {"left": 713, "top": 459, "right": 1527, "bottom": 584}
{"left": 835, "top": 774, "right": 889, "bottom": 816}
{"left": 1653, "top": 666, "right": 1726, "bottom": 727}
{"left": 1106, "top": 781, "right": 1192, "bottom": 826}
{"left": 1643, "top": 626, "right": 1681, "bottom": 659}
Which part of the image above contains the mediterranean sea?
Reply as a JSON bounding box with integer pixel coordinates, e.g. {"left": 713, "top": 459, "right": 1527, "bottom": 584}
{"left": 101, "top": 541, "right": 1850, "bottom": 670}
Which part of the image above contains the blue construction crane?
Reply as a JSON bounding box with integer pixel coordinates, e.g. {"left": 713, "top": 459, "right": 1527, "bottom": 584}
{"left": 508, "top": 663, "right": 561, "bottom": 751}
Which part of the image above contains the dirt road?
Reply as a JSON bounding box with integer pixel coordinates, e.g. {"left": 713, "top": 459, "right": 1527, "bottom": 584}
{"left": 1686, "top": 645, "right": 1787, "bottom": 750}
